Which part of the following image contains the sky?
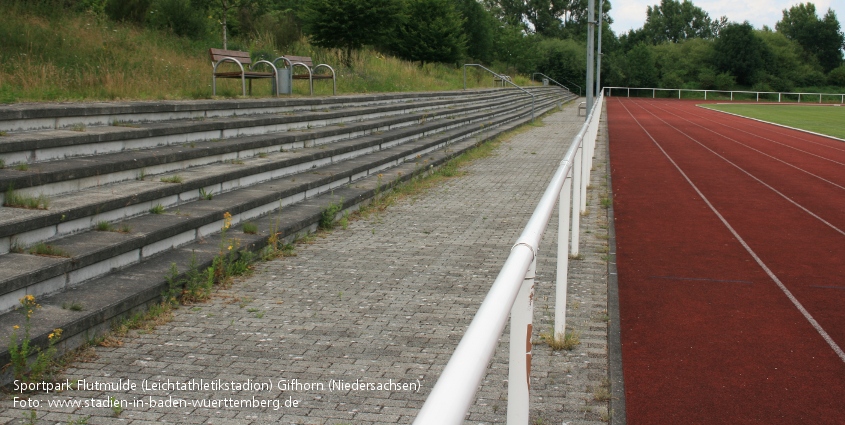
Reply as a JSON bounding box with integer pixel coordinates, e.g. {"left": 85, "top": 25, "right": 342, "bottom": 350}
{"left": 609, "top": 0, "right": 845, "bottom": 35}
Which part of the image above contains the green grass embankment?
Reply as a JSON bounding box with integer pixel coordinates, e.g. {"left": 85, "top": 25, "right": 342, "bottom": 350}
{"left": 702, "top": 104, "right": 845, "bottom": 139}
{"left": 0, "top": 9, "right": 533, "bottom": 103}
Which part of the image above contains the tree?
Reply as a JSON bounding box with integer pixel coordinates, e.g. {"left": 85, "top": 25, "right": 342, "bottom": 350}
{"left": 456, "top": 0, "right": 497, "bottom": 63}
{"left": 483, "top": 0, "right": 611, "bottom": 38}
{"left": 829, "top": 65, "right": 845, "bottom": 86}
{"left": 105, "top": 0, "right": 151, "bottom": 24}
{"left": 190, "top": 0, "right": 270, "bottom": 48}
{"left": 301, "top": 0, "right": 403, "bottom": 66}
{"left": 535, "top": 38, "right": 587, "bottom": 89}
{"left": 147, "top": 0, "right": 208, "bottom": 39}
{"left": 389, "top": 0, "right": 467, "bottom": 64}
{"left": 625, "top": 43, "right": 657, "bottom": 86}
{"left": 713, "top": 21, "right": 771, "bottom": 85}
{"left": 640, "top": 0, "right": 721, "bottom": 44}
{"left": 776, "top": 3, "right": 845, "bottom": 72}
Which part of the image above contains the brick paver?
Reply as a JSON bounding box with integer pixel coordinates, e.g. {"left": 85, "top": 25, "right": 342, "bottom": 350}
{"left": 1, "top": 101, "right": 611, "bottom": 425}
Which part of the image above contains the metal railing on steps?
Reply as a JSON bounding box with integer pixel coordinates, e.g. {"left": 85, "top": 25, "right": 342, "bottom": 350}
{"left": 463, "top": 64, "right": 536, "bottom": 121}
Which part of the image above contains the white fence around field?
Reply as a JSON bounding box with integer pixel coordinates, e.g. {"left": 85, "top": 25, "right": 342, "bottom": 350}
{"left": 605, "top": 86, "right": 845, "bottom": 103}
{"left": 413, "top": 93, "right": 605, "bottom": 425}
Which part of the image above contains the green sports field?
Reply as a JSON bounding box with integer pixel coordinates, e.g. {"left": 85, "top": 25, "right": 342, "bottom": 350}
{"left": 701, "top": 104, "right": 845, "bottom": 139}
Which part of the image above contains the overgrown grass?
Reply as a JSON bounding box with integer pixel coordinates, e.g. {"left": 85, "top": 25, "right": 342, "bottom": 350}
{"left": 29, "top": 242, "right": 71, "bottom": 258}
{"left": 242, "top": 222, "right": 257, "bottom": 234}
{"left": 701, "top": 103, "right": 845, "bottom": 139}
{"left": 4, "top": 187, "right": 49, "bottom": 209}
{"left": 0, "top": 6, "right": 536, "bottom": 103}
{"left": 160, "top": 175, "right": 183, "bottom": 183}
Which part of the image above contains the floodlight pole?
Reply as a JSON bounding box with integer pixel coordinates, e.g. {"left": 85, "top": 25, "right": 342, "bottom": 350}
{"left": 585, "top": 0, "right": 595, "bottom": 119}
{"left": 595, "top": 0, "right": 603, "bottom": 98}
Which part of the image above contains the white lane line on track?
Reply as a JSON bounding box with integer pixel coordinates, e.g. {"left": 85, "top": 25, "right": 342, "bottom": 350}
{"left": 696, "top": 105, "right": 845, "bottom": 151}
{"left": 640, "top": 101, "right": 845, "bottom": 192}
{"left": 629, "top": 99, "right": 845, "bottom": 238}
{"left": 677, "top": 104, "right": 845, "bottom": 160}
{"left": 617, "top": 98, "right": 845, "bottom": 363}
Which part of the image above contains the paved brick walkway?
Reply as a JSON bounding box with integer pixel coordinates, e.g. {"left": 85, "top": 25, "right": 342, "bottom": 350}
{"left": 1, "top": 101, "right": 611, "bottom": 425}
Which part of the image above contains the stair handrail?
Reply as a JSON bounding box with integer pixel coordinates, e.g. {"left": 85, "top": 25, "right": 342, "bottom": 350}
{"left": 533, "top": 72, "right": 581, "bottom": 97}
{"left": 532, "top": 72, "right": 575, "bottom": 94}
{"left": 463, "top": 64, "right": 536, "bottom": 121}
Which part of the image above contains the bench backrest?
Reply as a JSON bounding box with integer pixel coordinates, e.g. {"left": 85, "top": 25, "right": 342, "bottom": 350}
{"left": 209, "top": 48, "right": 252, "bottom": 65}
{"left": 284, "top": 55, "right": 314, "bottom": 68}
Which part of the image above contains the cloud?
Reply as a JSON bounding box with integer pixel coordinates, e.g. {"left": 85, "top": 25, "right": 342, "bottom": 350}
{"left": 609, "top": 0, "right": 845, "bottom": 35}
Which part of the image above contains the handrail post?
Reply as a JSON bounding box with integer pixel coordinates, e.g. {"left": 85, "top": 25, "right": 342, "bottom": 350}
{"left": 579, "top": 126, "right": 590, "bottom": 212}
{"left": 555, "top": 169, "right": 573, "bottom": 338}
{"left": 463, "top": 65, "right": 467, "bottom": 90}
{"left": 571, "top": 144, "right": 582, "bottom": 256}
{"left": 508, "top": 257, "right": 535, "bottom": 424}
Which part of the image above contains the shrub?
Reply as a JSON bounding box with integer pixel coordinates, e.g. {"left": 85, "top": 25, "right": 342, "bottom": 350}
{"left": 714, "top": 72, "right": 736, "bottom": 91}
{"left": 660, "top": 72, "right": 684, "bottom": 89}
{"left": 105, "top": 0, "right": 151, "bottom": 24}
{"left": 828, "top": 65, "right": 845, "bottom": 87}
{"left": 796, "top": 70, "right": 827, "bottom": 87}
{"left": 146, "top": 0, "right": 208, "bottom": 40}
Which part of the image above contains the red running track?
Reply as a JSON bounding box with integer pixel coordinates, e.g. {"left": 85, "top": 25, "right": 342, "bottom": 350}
{"left": 607, "top": 98, "right": 845, "bottom": 424}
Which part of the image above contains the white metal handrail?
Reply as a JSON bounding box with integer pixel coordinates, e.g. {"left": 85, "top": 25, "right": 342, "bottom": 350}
{"left": 605, "top": 86, "right": 845, "bottom": 103}
{"left": 414, "top": 92, "right": 605, "bottom": 425}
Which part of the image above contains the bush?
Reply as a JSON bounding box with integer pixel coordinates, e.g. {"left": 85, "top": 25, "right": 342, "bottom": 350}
{"left": 661, "top": 71, "right": 684, "bottom": 89}
{"left": 146, "top": 0, "right": 207, "bottom": 40}
{"left": 105, "top": 0, "right": 150, "bottom": 24}
{"left": 796, "top": 70, "right": 827, "bottom": 87}
{"left": 714, "top": 72, "right": 736, "bottom": 91}
{"left": 698, "top": 68, "right": 716, "bottom": 89}
{"left": 252, "top": 10, "right": 301, "bottom": 50}
{"left": 751, "top": 81, "right": 773, "bottom": 92}
{"left": 829, "top": 65, "right": 845, "bottom": 87}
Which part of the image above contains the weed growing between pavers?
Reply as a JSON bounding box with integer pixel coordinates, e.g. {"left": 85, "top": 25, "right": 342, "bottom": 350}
{"left": 538, "top": 328, "right": 581, "bottom": 351}
{"left": 162, "top": 212, "right": 255, "bottom": 306}
{"left": 7, "top": 296, "right": 63, "bottom": 384}
{"left": 319, "top": 197, "right": 344, "bottom": 230}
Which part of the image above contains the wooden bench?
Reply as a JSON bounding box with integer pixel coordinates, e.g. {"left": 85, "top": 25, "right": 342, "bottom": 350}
{"left": 272, "top": 56, "right": 336, "bottom": 96}
{"left": 210, "top": 48, "right": 278, "bottom": 96}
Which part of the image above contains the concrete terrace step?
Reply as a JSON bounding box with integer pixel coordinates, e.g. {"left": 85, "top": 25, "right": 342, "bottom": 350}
{"left": 0, "top": 93, "right": 566, "bottom": 310}
{"left": 0, "top": 89, "right": 537, "bottom": 166}
{"left": 0, "top": 88, "right": 576, "bottom": 384}
{"left": 0, "top": 91, "right": 563, "bottom": 254}
{"left": 0, "top": 89, "right": 518, "bottom": 133}
{"left": 0, "top": 89, "right": 546, "bottom": 194}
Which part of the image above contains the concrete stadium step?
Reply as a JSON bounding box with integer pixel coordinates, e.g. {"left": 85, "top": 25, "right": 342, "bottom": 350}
{"left": 0, "top": 90, "right": 563, "bottom": 256}
{"left": 0, "top": 90, "right": 542, "bottom": 196}
{"left": 0, "top": 88, "right": 576, "bottom": 384}
{"left": 0, "top": 89, "right": 537, "bottom": 166}
{"left": 0, "top": 89, "right": 520, "bottom": 133}
{"left": 0, "top": 93, "right": 564, "bottom": 310}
